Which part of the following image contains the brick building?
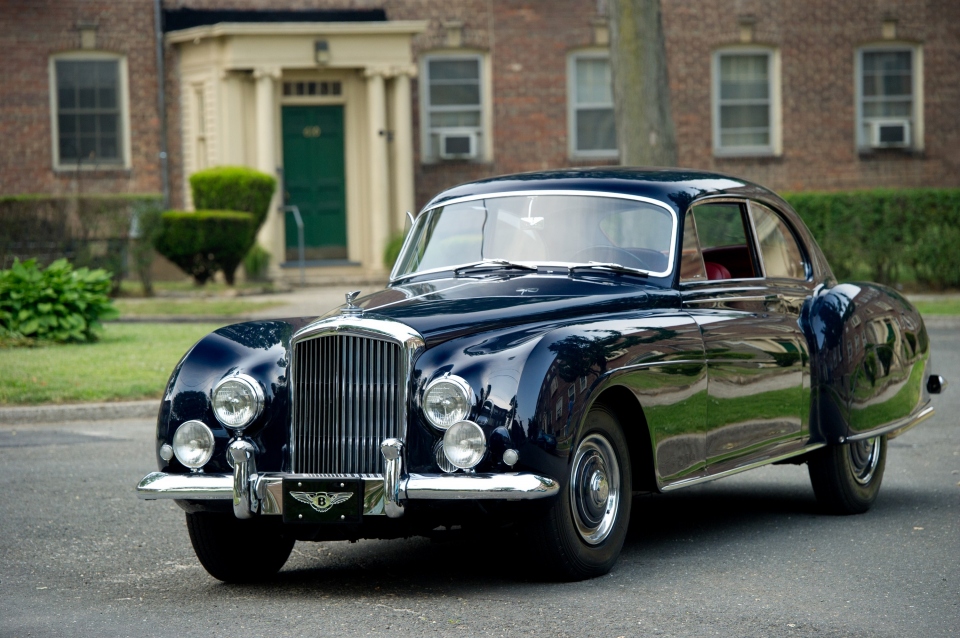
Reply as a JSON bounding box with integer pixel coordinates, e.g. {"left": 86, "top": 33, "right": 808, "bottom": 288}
{"left": 2, "top": 0, "right": 957, "bottom": 281}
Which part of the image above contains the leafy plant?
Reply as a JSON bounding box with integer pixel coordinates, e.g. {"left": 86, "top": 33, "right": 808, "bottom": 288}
{"left": 384, "top": 233, "right": 405, "bottom": 269}
{"left": 0, "top": 258, "right": 118, "bottom": 344}
{"left": 153, "top": 211, "right": 257, "bottom": 285}
{"left": 189, "top": 167, "right": 276, "bottom": 227}
{"left": 243, "top": 243, "right": 272, "bottom": 281}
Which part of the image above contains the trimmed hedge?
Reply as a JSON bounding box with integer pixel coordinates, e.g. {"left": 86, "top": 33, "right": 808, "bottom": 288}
{"left": 783, "top": 189, "right": 960, "bottom": 289}
{"left": 154, "top": 211, "right": 257, "bottom": 285}
{"left": 189, "top": 167, "right": 276, "bottom": 228}
{"left": 0, "top": 194, "right": 164, "bottom": 294}
{"left": 0, "top": 258, "right": 118, "bottom": 344}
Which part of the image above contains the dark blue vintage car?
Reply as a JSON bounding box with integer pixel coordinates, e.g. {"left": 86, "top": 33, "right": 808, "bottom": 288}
{"left": 137, "top": 168, "right": 944, "bottom": 582}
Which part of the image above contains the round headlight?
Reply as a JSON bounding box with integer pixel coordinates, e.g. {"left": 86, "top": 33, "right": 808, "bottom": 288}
{"left": 212, "top": 374, "right": 263, "bottom": 431}
{"left": 423, "top": 375, "right": 473, "bottom": 430}
{"left": 172, "top": 420, "right": 215, "bottom": 469}
{"left": 442, "top": 420, "right": 486, "bottom": 469}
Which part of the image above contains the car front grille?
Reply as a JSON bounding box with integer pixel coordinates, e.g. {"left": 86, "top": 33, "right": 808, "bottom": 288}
{"left": 291, "top": 334, "right": 404, "bottom": 474}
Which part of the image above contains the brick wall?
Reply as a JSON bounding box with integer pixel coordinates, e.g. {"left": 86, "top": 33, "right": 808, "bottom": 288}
{"left": 664, "top": 0, "right": 960, "bottom": 191}
{"left": 2, "top": 0, "right": 958, "bottom": 204}
{"left": 0, "top": 0, "right": 162, "bottom": 195}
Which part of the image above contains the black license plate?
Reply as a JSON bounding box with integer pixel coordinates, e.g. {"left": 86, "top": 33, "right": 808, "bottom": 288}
{"left": 282, "top": 478, "right": 362, "bottom": 524}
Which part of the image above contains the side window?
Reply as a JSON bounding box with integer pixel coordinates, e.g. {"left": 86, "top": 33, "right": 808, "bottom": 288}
{"left": 691, "top": 203, "right": 758, "bottom": 279}
{"left": 750, "top": 202, "right": 807, "bottom": 280}
{"left": 679, "top": 209, "right": 706, "bottom": 282}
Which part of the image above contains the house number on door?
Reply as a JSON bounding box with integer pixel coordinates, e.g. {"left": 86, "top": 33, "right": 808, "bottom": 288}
{"left": 303, "top": 126, "right": 321, "bottom": 138}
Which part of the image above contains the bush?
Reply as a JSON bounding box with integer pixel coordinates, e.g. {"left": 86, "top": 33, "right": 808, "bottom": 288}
{"left": 243, "top": 243, "right": 272, "bottom": 281}
{"left": 189, "top": 167, "right": 276, "bottom": 228}
{"left": 783, "top": 188, "right": 960, "bottom": 289}
{"left": 154, "top": 211, "right": 257, "bottom": 285}
{"left": 0, "top": 258, "right": 118, "bottom": 344}
{"left": 0, "top": 194, "right": 164, "bottom": 295}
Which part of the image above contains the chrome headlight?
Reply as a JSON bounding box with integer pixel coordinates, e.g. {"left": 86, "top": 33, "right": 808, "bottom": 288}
{"left": 422, "top": 375, "right": 473, "bottom": 430}
{"left": 212, "top": 374, "right": 264, "bottom": 431}
{"left": 442, "top": 420, "right": 486, "bottom": 469}
{"left": 172, "top": 420, "right": 215, "bottom": 469}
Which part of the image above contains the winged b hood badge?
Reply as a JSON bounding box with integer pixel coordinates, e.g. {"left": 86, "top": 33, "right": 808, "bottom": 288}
{"left": 341, "top": 289, "right": 363, "bottom": 316}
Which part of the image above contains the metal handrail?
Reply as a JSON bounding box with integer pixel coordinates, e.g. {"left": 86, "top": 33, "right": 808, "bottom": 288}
{"left": 279, "top": 205, "right": 305, "bottom": 286}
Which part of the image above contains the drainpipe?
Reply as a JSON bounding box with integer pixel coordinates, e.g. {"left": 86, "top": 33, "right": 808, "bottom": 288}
{"left": 153, "top": 0, "right": 170, "bottom": 208}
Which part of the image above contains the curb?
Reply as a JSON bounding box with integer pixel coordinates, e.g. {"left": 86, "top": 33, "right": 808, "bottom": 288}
{"left": 0, "top": 400, "right": 158, "bottom": 426}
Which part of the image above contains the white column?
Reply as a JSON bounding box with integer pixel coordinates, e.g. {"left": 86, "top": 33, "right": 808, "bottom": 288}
{"left": 366, "top": 68, "right": 390, "bottom": 273}
{"left": 253, "top": 67, "right": 283, "bottom": 276}
{"left": 390, "top": 68, "right": 416, "bottom": 232}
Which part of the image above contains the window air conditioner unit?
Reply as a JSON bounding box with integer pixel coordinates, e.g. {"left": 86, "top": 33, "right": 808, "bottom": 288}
{"left": 438, "top": 130, "right": 478, "bottom": 159}
{"left": 869, "top": 119, "right": 911, "bottom": 148}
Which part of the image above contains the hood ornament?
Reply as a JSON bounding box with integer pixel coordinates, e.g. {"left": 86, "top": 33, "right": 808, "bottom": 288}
{"left": 341, "top": 290, "right": 363, "bottom": 316}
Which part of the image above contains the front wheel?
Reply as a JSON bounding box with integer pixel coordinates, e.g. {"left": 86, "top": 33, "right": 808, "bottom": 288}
{"left": 808, "top": 435, "right": 887, "bottom": 515}
{"left": 524, "top": 405, "right": 632, "bottom": 581}
{"left": 186, "top": 512, "right": 295, "bottom": 583}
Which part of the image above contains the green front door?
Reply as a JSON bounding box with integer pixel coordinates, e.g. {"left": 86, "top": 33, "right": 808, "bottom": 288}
{"left": 281, "top": 105, "right": 347, "bottom": 261}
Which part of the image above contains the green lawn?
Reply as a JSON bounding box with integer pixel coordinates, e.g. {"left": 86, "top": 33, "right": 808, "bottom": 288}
{"left": 114, "top": 298, "right": 281, "bottom": 318}
{"left": 0, "top": 323, "right": 222, "bottom": 405}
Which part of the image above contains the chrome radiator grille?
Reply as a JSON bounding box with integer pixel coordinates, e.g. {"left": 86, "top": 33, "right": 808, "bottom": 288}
{"left": 291, "top": 334, "right": 404, "bottom": 474}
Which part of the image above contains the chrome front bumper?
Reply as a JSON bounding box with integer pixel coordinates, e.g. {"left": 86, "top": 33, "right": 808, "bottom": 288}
{"left": 137, "top": 438, "right": 558, "bottom": 519}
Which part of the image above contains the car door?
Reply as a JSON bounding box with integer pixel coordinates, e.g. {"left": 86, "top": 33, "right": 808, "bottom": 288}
{"left": 679, "top": 200, "right": 809, "bottom": 476}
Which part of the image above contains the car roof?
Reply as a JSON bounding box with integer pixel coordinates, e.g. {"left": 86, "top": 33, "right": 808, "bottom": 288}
{"left": 422, "top": 167, "right": 774, "bottom": 214}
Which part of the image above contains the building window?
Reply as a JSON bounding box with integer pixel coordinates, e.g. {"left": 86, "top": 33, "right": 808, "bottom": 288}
{"left": 568, "top": 51, "right": 617, "bottom": 158}
{"left": 856, "top": 46, "right": 922, "bottom": 150}
{"left": 712, "top": 48, "right": 779, "bottom": 156}
{"left": 421, "top": 54, "right": 486, "bottom": 162}
{"left": 50, "top": 54, "right": 129, "bottom": 168}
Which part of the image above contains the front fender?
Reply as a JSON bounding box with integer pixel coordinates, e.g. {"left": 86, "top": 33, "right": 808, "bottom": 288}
{"left": 156, "top": 319, "right": 310, "bottom": 475}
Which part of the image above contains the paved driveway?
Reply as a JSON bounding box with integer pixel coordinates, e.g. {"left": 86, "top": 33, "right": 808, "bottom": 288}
{"left": 1, "top": 328, "right": 957, "bottom": 637}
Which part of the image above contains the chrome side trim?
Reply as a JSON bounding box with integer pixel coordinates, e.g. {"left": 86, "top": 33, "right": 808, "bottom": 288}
{"left": 136, "top": 472, "right": 233, "bottom": 500}
{"left": 660, "top": 443, "right": 827, "bottom": 492}
{"left": 380, "top": 439, "right": 405, "bottom": 518}
{"left": 228, "top": 439, "right": 257, "bottom": 519}
{"left": 402, "top": 472, "right": 560, "bottom": 500}
{"left": 849, "top": 404, "right": 935, "bottom": 442}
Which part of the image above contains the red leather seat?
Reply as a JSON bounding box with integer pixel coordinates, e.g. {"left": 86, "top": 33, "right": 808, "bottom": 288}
{"left": 704, "top": 261, "right": 732, "bottom": 280}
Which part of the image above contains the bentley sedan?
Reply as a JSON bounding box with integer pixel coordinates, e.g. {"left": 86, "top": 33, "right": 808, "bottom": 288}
{"left": 137, "top": 168, "right": 944, "bottom": 582}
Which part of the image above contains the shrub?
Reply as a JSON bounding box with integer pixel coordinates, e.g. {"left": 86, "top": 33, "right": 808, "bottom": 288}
{"left": 154, "top": 211, "right": 257, "bottom": 285}
{"left": 383, "top": 233, "right": 405, "bottom": 269}
{"left": 0, "top": 194, "right": 164, "bottom": 295}
{"left": 243, "top": 243, "right": 272, "bottom": 281}
{"left": 783, "top": 188, "right": 960, "bottom": 289}
{"left": 189, "top": 167, "right": 276, "bottom": 228}
{"left": 0, "top": 258, "right": 118, "bottom": 344}
{"left": 130, "top": 200, "right": 164, "bottom": 296}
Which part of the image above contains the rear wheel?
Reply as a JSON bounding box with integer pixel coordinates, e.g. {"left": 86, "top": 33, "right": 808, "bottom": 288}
{"left": 808, "top": 435, "right": 887, "bottom": 514}
{"left": 525, "top": 405, "right": 632, "bottom": 581}
{"left": 186, "top": 512, "right": 295, "bottom": 583}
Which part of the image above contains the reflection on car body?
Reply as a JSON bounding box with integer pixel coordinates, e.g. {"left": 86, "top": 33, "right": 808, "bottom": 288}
{"left": 137, "top": 168, "right": 945, "bottom": 582}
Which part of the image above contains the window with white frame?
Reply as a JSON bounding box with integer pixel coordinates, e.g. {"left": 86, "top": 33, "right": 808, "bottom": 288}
{"left": 857, "top": 46, "right": 921, "bottom": 150}
{"left": 421, "top": 54, "right": 485, "bottom": 161}
{"left": 50, "top": 53, "right": 129, "bottom": 168}
{"left": 712, "top": 49, "right": 778, "bottom": 155}
{"left": 568, "top": 51, "right": 617, "bottom": 157}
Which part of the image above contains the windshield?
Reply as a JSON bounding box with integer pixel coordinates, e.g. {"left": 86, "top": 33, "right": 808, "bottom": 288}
{"left": 393, "top": 193, "right": 677, "bottom": 279}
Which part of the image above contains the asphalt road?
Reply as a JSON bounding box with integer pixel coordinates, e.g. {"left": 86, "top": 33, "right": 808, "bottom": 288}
{"left": 1, "top": 328, "right": 957, "bottom": 638}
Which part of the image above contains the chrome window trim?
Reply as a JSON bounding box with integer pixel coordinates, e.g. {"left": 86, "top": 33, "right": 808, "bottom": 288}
{"left": 389, "top": 189, "right": 680, "bottom": 282}
{"left": 289, "top": 316, "right": 426, "bottom": 473}
{"left": 681, "top": 197, "right": 766, "bottom": 286}
{"left": 746, "top": 200, "right": 814, "bottom": 282}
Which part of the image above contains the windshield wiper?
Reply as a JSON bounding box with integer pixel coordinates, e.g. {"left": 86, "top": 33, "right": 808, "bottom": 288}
{"left": 568, "top": 262, "right": 649, "bottom": 278}
{"left": 454, "top": 259, "right": 538, "bottom": 276}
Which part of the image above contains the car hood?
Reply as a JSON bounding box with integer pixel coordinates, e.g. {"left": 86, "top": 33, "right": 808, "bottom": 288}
{"left": 322, "top": 275, "right": 666, "bottom": 346}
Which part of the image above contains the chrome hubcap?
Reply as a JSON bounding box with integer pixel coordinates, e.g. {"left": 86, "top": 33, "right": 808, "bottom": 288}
{"left": 570, "top": 433, "right": 620, "bottom": 545}
{"left": 849, "top": 436, "right": 881, "bottom": 485}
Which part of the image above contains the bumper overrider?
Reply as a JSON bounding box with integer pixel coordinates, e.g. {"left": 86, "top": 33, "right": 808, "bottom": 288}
{"left": 137, "top": 438, "right": 559, "bottom": 519}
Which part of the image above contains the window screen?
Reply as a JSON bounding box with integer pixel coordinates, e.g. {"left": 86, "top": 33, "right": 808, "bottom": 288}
{"left": 571, "top": 54, "right": 617, "bottom": 154}
{"left": 716, "top": 52, "right": 771, "bottom": 150}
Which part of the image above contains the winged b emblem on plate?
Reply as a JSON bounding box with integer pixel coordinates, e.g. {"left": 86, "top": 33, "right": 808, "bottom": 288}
{"left": 290, "top": 491, "right": 354, "bottom": 513}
